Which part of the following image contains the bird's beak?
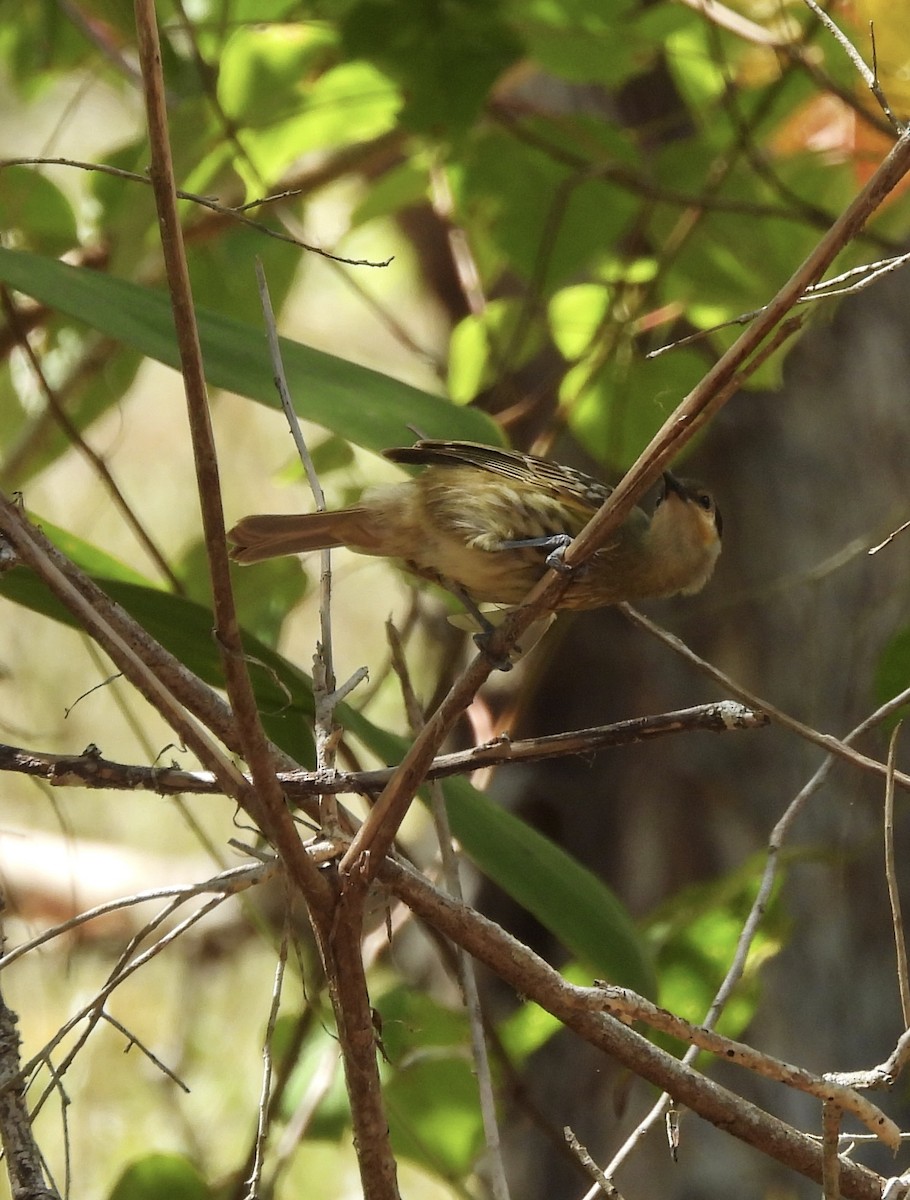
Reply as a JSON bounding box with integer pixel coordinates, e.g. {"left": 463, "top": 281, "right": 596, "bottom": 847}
{"left": 661, "top": 471, "right": 686, "bottom": 499}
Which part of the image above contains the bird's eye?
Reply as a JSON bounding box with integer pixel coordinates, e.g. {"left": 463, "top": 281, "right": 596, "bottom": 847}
{"left": 696, "top": 493, "right": 712, "bottom": 511}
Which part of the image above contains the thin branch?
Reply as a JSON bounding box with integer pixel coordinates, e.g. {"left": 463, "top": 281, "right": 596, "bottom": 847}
{"left": 0, "top": 702, "right": 770, "bottom": 797}
{"left": 565, "top": 1127, "right": 624, "bottom": 1198}
{"left": 623, "top": 607, "right": 910, "bottom": 795}
{"left": 243, "top": 911, "right": 290, "bottom": 1200}
{"left": 387, "top": 620, "right": 511, "bottom": 1200}
{"left": 593, "top": 984, "right": 898, "bottom": 1148}
{"left": 648, "top": 251, "right": 910, "bottom": 358}
{"left": 255, "top": 258, "right": 347, "bottom": 835}
{"left": 0, "top": 861, "right": 273, "bottom": 971}
{"left": 799, "top": 0, "right": 905, "bottom": 133}
{"left": 884, "top": 724, "right": 910, "bottom": 1027}
{"left": 0, "top": 156, "right": 393, "bottom": 268}
{"left": 19, "top": 894, "right": 227, "bottom": 1105}
{"left": 0, "top": 942, "right": 60, "bottom": 1200}
{"left": 870, "top": 516, "right": 910, "bottom": 555}
{"left": 822, "top": 1100, "right": 843, "bottom": 1200}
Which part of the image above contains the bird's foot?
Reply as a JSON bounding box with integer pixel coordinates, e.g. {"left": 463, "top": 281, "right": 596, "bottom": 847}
{"left": 499, "top": 532, "right": 574, "bottom": 573}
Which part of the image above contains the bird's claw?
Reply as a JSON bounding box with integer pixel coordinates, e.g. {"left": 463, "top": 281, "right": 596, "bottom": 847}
{"left": 545, "top": 538, "right": 574, "bottom": 573}
{"left": 473, "top": 630, "right": 513, "bottom": 672}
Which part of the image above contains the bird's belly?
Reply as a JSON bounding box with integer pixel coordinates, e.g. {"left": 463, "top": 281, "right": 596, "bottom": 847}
{"left": 401, "top": 536, "right": 543, "bottom": 605}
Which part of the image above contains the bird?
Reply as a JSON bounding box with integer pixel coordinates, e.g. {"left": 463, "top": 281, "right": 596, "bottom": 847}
{"left": 228, "top": 440, "right": 722, "bottom": 618}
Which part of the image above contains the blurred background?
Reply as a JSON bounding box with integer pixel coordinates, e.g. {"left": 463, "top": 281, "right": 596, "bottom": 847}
{"left": 2, "top": 1, "right": 910, "bottom": 1197}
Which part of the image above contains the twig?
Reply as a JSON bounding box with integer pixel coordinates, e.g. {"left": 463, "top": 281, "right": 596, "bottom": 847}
{"left": 243, "top": 910, "right": 290, "bottom": 1200}
{"left": 0, "top": 702, "right": 770, "bottom": 797}
{"left": 799, "top": 0, "right": 905, "bottom": 134}
{"left": 869, "top": 517, "right": 910, "bottom": 555}
{"left": 884, "top": 724, "right": 910, "bottom": 1027}
{"left": 648, "top": 251, "right": 910, "bottom": 358}
{"left": 0, "top": 156, "right": 393, "bottom": 268}
{"left": 100, "top": 1012, "right": 189, "bottom": 1091}
{"left": 18, "top": 893, "right": 227, "bottom": 1105}
{"left": 623, "top": 607, "right": 910, "bottom": 795}
{"left": 0, "top": 930, "right": 60, "bottom": 1200}
{"left": 593, "top": 985, "right": 898, "bottom": 1148}
{"left": 822, "top": 1100, "right": 843, "bottom": 1200}
{"left": 565, "top": 1127, "right": 624, "bottom": 1198}
{"left": 254, "top": 258, "right": 347, "bottom": 835}
{"left": 386, "top": 620, "right": 510, "bottom": 1200}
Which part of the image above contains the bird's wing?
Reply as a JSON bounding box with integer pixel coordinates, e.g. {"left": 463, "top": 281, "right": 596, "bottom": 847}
{"left": 384, "top": 440, "right": 612, "bottom": 513}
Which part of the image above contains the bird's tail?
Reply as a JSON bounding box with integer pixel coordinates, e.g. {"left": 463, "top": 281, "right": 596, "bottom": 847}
{"left": 228, "top": 508, "right": 374, "bottom": 564}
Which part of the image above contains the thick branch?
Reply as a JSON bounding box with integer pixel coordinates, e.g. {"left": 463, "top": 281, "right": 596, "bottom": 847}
{"left": 133, "top": 0, "right": 329, "bottom": 910}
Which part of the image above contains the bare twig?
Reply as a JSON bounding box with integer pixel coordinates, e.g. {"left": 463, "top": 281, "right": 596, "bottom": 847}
{"left": 593, "top": 985, "right": 898, "bottom": 1148}
{"left": 254, "top": 258, "right": 348, "bottom": 836}
{"left": 822, "top": 1100, "right": 843, "bottom": 1200}
{"left": 869, "top": 517, "right": 910, "bottom": 555}
{"left": 0, "top": 702, "right": 769, "bottom": 797}
{"left": 623, "top": 607, "right": 910, "bottom": 795}
{"left": 0, "top": 861, "right": 273, "bottom": 971}
{"left": 0, "top": 946, "right": 60, "bottom": 1199}
{"left": 565, "top": 1127, "right": 624, "bottom": 1198}
{"left": 0, "top": 156, "right": 393, "bottom": 268}
{"left": 799, "top": 0, "right": 905, "bottom": 133}
{"left": 386, "top": 620, "right": 510, "bottom": 1200}
{"left": 648, "top": 251, "right": 910, "bottom": 358}
{"left": 243, "top": 911, "right": 290, "bottom": 1200}
{"left": 884, "top": 724, "right": 910, "bottom": 1027}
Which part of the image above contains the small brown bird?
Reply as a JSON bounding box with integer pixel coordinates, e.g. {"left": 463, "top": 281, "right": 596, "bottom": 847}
{"left": 229, "top": 440, "right": 721, "bottom": 612}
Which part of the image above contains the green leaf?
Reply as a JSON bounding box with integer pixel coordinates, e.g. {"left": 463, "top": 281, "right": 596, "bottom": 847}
{"left": 513, "top": 0, "right": 645, "bottom": 87}
{"left": 377, "top": 985, "right": 483, "bottom": 1175}
{"left": 455, "top": 130, "right": 638, "bottom": 290}
{"left": 108, "top": 1152, "right": 210, "bottom": 1200}
{"left": 444, "top": 775, "right": 656, "bottom": 994}
{"left": 230, "top": 61, "right": 402, "bottom": 191}
{"left": 876, "top": 624, "right": 910, "bottom": 718}
{"left": 217, "top": 24, "right": 337, "bottom": 127}
{"left": 1, "top": 165, "right": 78, "bottom": 255}
{"left": 645, "top": 858, "right": 786, "bottom": 1042}
{"left": 563, "top": 347, "right": 706, "bottom": 471}
{"left": 0, "top": 247, "right": 503, "bottom": 456}
{"left": 0, "top": 562, "right": 318, "bottom": 764}
{"left": 448, "top": 297, "right": 545, "bottom": 404}
{"left": 339, "top": 0, "right": 521, "bottom": 134}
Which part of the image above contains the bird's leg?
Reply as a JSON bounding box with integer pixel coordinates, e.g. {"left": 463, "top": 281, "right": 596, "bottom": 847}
{"left": 497, "top": 533, "right": 574, "bottom": 573}
{"left": 445, "top": 582, "right": 513, "bottom": 672}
